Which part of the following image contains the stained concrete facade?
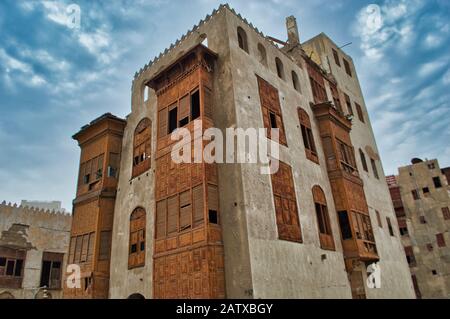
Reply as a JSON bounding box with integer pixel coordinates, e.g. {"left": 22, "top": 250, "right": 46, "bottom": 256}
{"left": 106, "top": 5, "right": 415, "bottom": 298}
{"left": 0, "top": 201, "right": 71, "bottom": 299}
{"left": 387, "top": 159, "right": 450, "bottom": 298}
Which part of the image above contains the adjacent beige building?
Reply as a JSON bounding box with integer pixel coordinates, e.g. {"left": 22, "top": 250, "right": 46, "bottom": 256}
{"left": 0, "top": 201, "right": 71, "bottom": 299}
{"left": 387, "top": 158, "right": 450, "bottom": 298}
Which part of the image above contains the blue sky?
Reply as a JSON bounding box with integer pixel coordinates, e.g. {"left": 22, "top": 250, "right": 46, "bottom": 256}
{"left": 0, "top": 0, "right": 449, "bottom": 210}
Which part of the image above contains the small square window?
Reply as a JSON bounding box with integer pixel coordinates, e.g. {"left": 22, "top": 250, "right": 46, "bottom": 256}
{"left": 432, "top": 270, "right": 438, "bottom": 275}
{"left": 130, "top": 244, "right": 137, "bottom": 254}
{"left": 433, "top": 177, "right": 442, "bottom": 188}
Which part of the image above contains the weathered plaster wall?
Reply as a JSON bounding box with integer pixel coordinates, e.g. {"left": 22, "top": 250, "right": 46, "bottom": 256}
{"left": 0, "top": 202, "right": 71, "bottom": 299}
{"left": 397, "top": 159, "right": 450, "bottom": 298}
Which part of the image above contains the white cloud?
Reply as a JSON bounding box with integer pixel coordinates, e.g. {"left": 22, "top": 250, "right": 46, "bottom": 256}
{"left": 443, "top": 69, "right": 450, "bottom": 85}
{"left": 424, "top": 34, "right": 444, "bottom": 49}
{"left": 418, "top": 60, "right": 448, "bottom": 77}
{"left": 0, "top": 49, "right": 47, "bottom": 88}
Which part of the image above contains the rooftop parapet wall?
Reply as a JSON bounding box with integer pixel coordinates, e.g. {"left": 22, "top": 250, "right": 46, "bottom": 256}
{"left": 0, "top": 201, "right": 72, "bottom": 231}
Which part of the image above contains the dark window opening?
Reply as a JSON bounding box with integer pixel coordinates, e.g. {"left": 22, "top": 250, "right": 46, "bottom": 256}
{"left": 386, "top": 217, "right": 394, "bottom": 236}
{"left": 6, "top": 260, "right": 14, "bottom": 276}
{"left": 179, "top": 117, "right": 189, "bottom": 127}
{"left": 275, "top": 57, "right": 284, "bottom": 80}
{"left": 332, "top": 49, "right": 341, "bottom": 67}
{"left": 400, "top": 227, "right": 408, "bottom": 236}
{"left": 14, "top": 260, "right": 23, "bottom": 277}
{"left": 269, "top": 112, "right": 277, "bottom": 129}
{"left": 191, "top": 90, "right": 200, "bottom": 120}
{"left": 420, "top": 216, "right": 427, "bottom": 224}
{"left": 423, "top": 187, "right": 430, "bottom": 196}
{"left": 130, "top": 244, "right": 137, "bottom": 254}
{"left": 343, "top": 58, "right": 352, "bottom": 77}
{"left": 371, "top": 158, "right": 379, "bottom": 179}
{"left": 338, "top": 211, "right": 352, "bottom": 240}
{"left": 433, "top": 177, "right": 442, "bottom": 188}
{"left": 360, "top": 149, "right": 368, "bottom": 172}
{"left": 209, "top": 210, "right": 218, "bottom": 224}
{"left": 168, "top": 107, "right": 178, "bottom": 134}
{"left": 432, "top": 270, "right": 438, "bottom": 275}
{"left": 83, "top": 174, "right": 90, "bottom": 184}
{"left": 412, "top": 189, "right": 420, "bottom": 200}
{"left": 140, "top": 241, "right": 145, "bottom": 251}
{"left": 292, "top": 71, "right": 301, "bottom": 92}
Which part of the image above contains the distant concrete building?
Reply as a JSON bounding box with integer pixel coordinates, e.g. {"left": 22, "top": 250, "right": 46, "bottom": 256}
{"left": 21, "top": 200, "right": 66, "bottom": 213}
{"left": 0, "top": 201, "right": 71, "bottom": 299}
{"left": 387, "top": 158, "right": 450, "bottom": 298}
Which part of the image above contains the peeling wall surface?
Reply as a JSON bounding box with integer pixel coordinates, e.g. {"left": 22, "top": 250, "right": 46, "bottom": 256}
{"left": 0, "top": 202, "right": 71, "bottom": 299}
{"left": 107, "top": 4, "right": 415, "bottom": 298}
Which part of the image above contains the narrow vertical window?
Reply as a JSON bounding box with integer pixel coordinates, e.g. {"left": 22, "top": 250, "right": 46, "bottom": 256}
{"left": 355, "top": 103, "right": 365, "bottom": 123}
{"left": 359, "top": 149, "right": 368, "bottom": 172}
{"left": 129, "top": 207, "right": 146, "bottom": 268}
{"left": 237, "top": 27, "right": 248, "bottom": 53}
{"left": 168, "top": 105, "right": 178, "bottom": 134}
{"left": 371, "top": 158, "right": 379, "bottom": 179}
{"left": 386, "top": 217, "right": 394, "bottom": 236}
{"left": 132, "top": 118, "right": 151, "bottom": 178}
{"left": 344, "top": 93, "right": 353, "bottom": 115}
{"left": 40, "top": 252, "right": 63, "bottom": 289}
{"left": 313, "top": 185, "right": 335, "bottom": 250}
{"left": 376, "top": 210, "right": 382, "bottom": 228}
{"left": 332, "top": 48, "right": 341, "bottom": 67}
{"left": 343, "top": 58, "right": 352, "bottom": 77}
{"left": 436, "top": 233, "right": 446, "bottom": 247}
{"left": 292, "top": 70, "right": 301, "bottom": 93}
{"left": 433, "top": 177, "right": 442, "bottom": 188}
{"left": 257, "top": 43, "right": 267, "bottom": 66}
{"left": 275, "top": 57, "right": 285, "bottom": 80}
{"left": 298, "top": 107, "right": 318, "bottom": 163}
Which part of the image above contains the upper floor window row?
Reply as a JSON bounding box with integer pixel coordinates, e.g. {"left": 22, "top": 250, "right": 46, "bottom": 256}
{"left": 237, "top": 27, "right": 302, "bottom": 94}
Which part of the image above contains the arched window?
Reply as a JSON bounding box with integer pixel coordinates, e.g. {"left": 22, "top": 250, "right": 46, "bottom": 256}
{"left": 359, "top": 149, "right": 368, "bottom": 172}
{"left": 132, "top": 118, "right": 151, "bottom": 178}
{"left": 292, "top": 70, "right": 301, "bottom": 93}
{"left": 143, "top": 86, "right": 149, "bottom": 102}
{"left": 298, "top": 108, "right": 318, "bottom": 163}
{"left": 312, "top": 186, "right": 335, "bottom": 251}
{"left": 237, "top": 27, "right": 248, "bottom": 53}
{"left": 275, "top": 57, "right": 284, "bottom": 80}
{"left": 129, "top": 207, "right": 146, "bottom": 269}
{"left": 257, "top": 43, "right": 267, "bottom": 66}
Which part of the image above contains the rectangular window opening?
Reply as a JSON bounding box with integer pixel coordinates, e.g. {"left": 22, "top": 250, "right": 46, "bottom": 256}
{"left": 191, "top": 90, "right": 200, "bottom": 120}
{"left": 209, "top": 210, "right": 218, "bottom": 224}
{"left": 168, "top": 107, "right": 178, "bottom": 134}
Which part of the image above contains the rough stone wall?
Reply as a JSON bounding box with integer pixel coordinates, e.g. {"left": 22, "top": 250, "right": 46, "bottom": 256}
{"left": 0, "top": 202, "right": 71, "bottom": 299}
{"left": 302, "top": 33, "right": 415, "bottom": 298}
{"left": 397, "top": 159, "right": 450, "bottom": 298}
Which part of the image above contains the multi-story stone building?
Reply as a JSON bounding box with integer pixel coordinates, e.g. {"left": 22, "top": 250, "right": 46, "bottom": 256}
{"left": 387, "top": 158, "right": 450, "bottom": 298}
{"left": 0, "top": 201, "right": 71, "bottom": 299}
{"left": 65, "top": 5, "right": 415, "bottom": 299}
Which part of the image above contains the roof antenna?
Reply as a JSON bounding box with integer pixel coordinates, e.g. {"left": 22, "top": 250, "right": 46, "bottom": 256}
{"left": 339, "top": 42, "right": 352, "bottom": 49}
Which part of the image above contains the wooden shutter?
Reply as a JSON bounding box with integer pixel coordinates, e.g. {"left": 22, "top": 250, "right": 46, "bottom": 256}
{"left": 68, "top": 237, "right": 75, "bottom": 264}
{"left": 81, "top": 234, "right": 89, "bottom": 262}
{"left": 99, "top": 231, "right": 111, "bottom": 260}
{"left": 193, "top": 185, "right": 204, "bottom": 227}
{"left": 167, "top": 196, "right": 178, "bottom": 235}
{"left": 87, "top": 232, "right": 95, "bottom": 263}
{"left": 158, "top": 108, "right": 168, "bottom": 137}
{"left": 179, "top": 94, "right": 190, "bottom": 121}
{"left": 75, "top": 236, "right": 82, "bottom": 263}
{"left": 179, "top": 190, "right": 191, "bottom": 230}
{"left": 207, "top": 185, "right": 219, "bottom": 211}
{"left": 204, "top": 87, "right": 213, "bottom": 119}
{"left": 156, "top": 200, "right": 167, "bottom": 239}
{"left": 436, "top": 233, "right": 446, "bottom": 247}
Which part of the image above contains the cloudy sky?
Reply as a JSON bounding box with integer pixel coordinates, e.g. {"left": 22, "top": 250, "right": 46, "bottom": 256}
{"left": 0, "top": 0, "right": 449, "bottom": 210}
